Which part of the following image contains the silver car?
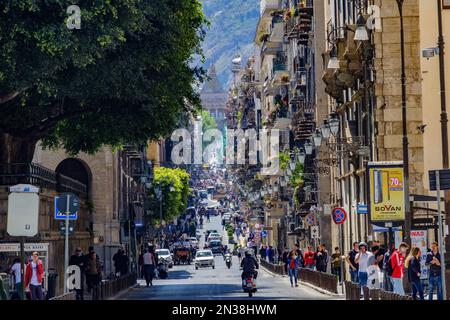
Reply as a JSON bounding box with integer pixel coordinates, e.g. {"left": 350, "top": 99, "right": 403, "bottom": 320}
{"left": 195, "top": 250, "right": 215, "bottom": 270}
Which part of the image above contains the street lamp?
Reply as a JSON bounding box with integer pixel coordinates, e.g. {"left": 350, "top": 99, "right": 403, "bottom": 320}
{"left": 321, "top": 120, "right": 331, "bottom": 139}
{"left": 328, "top": 114, "right": 340, "bottom": 136}
{"left": 327, "top": 45, "right": 340, "bottom": 69}
{"left": 354, "top": 14, "right": 369, "bottom": 41}
{"left": 312, "top": 129, "right": 323, "bottom": 147}
{"left": 297, "top": 149, "right": 306, "bottom": 164}
{"left": 304, "top": 140, "right": 314, "bottom": 155}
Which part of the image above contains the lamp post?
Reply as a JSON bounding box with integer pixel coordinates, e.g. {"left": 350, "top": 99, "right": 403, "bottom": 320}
{"left": 396, "top": 0, "right": 412, "bottom": 245}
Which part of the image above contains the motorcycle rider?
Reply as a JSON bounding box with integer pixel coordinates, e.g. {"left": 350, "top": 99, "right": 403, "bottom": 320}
{"left": 240, "top": 250, "right": 259, "bottom": 280}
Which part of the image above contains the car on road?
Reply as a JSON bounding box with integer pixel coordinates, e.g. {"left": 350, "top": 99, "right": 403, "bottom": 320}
{"left": 207, "top": 232, "right": 222, "bottom": 242}
{"left": 187, "top": 237, "right": 199, "bottom": 247}
{"left": 155, "top": 249, "right": 173, "bottom": 268}
{"left": 194, "top": 250, "right": 215, "bottom": 269}
{"left": 208, "top": 240, "right": 223, "bottom": 254}
{"left": 222, "top": 213, "right": 231, "bottom": 223}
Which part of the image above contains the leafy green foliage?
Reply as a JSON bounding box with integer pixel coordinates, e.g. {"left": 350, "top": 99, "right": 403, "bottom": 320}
{"left": 279, "top": 151, "right": 290, "bottom": 170}
{"left": 0, "top": 0, "right": 207, "bottom": 161}
{"left": 290, "top": 161, "right": 304, "bottom": 187}
{"left": 149, "top": 167, "right": 191, "bottom": 223}
{"left": 199, "top": 109, "right": 217, "bottom": 133}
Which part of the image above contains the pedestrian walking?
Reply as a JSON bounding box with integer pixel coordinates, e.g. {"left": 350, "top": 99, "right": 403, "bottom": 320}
{"left": 8, "top": 257, "right": 23, "bottom": 300}
{"left": 287, "top": 248, "right": 300, "bottom": 287}
{"left": 268, "top": 246, "right": 275, "bottom": 264}
{"left": 143, "top": 246, "right": 157, "bottom": 287}
{"left": 315, "top": 245, "right": 328, "bottom": 273}
{"left": 260, "top": 245, "right": 267, "bottom": 261}
{"left": 355, "top": 242, "right": 373, "bottom": 290}
{"left": 85, "top": 247, "right": 103, "bottom": 299}
{"left": 303, "top": 246, "right": 316, "bottom": 270}
{"left": 112, "top": 248, "right": 123, "bottom": 276}
{"left": 331, "top": 247, "right": 342, "bottom": 284}
{"left": 69, "top": 247, "right": 86, "bottom": 300}
{"left": 406, "top": 247, "right": 424, "bottom": 300}
{"left": 25, "top": 251, "right": 44, "bottom": 300}
{"left": 389, "top": 242, "right": 409, "bottom": 295}
{"left": 345, "top": 242, "right": 359, "bottom": 283}
{"left": 426, "top": 241, "right": 444, "bottom": 300}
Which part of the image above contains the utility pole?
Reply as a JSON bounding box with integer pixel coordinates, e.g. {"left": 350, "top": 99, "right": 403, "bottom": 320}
{"left": 396, "top": 0, "right": 412, "bottom": 245}
{"left": 436, "top": 0, "right": 450, "bottom": 265}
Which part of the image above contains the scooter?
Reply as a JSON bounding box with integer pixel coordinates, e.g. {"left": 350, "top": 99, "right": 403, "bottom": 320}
{"left": 242, "top": 274, "right": 257, "bottom": 297}
{"left": 157, "top": 257, "right": 169, "bottom": 279}
{"left": 225, "top": 253, "right": 232, "bottom": 269}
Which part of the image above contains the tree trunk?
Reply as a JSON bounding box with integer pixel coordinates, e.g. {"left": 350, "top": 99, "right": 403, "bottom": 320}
{"left": 0, "top": 133, "right": 37, "bottom": 164}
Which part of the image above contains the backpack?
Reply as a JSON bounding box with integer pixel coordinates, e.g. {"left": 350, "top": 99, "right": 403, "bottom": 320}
{"left": 385, "top": 252, "right": 395, "bottom": 276}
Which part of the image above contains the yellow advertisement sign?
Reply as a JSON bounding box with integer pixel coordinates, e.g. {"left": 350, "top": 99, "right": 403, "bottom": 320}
{"left": 368, "top": 164, "right": 405, "bottom": 222}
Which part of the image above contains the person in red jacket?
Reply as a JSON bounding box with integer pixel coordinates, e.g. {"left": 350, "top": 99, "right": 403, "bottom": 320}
{"left": 304, "top": 246, "right": 316, "bottom": 270}
{"left": 25, "top": 251, "right": 45, "bottom": 300}
{"left": 390, "top": 242, "right": 409, "bottom": 295}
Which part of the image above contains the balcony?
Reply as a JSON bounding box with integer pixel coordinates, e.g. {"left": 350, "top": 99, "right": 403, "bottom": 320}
{"left": 261, "top": 41, "right": 283, "bottom": 57}
{"left": 260, "top": 0, "right": 281, "bottom": 17}
{"left": 0, "top": 163, "right": 88, "bottom": 197}
{"left": 272, "top": 61, "right": 289, "bottom": 83}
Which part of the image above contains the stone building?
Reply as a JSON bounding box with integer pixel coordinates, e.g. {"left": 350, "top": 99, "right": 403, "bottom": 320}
{"left": 200, "top": 65, "right": 228, "bottom": 131}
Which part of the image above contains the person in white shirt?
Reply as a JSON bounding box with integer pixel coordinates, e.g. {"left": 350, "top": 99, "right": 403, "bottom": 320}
{"left": 9, "top": 258, "right": 23, "bottom": 299}
{"left": 142, "top": 246, "right": 157, "bottom": 287}
{"left": 355, "top": 242, "right": 373, "bottom": 289}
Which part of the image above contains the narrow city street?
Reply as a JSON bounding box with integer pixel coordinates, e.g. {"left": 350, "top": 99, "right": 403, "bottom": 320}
{"left": 119, "top": 215, "right": 336, "bottom": 300}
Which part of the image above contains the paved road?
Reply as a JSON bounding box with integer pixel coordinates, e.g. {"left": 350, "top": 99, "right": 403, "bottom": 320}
{"left": 119, "top": 215, "right": 337, "bottom": 300}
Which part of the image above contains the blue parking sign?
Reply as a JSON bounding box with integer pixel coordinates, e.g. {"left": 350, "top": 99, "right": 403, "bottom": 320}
{"left": 54, "top": 197, "right": 77, "bottom": 220}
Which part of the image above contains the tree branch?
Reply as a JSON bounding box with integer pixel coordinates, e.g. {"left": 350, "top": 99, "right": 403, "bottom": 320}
{"left": 0, "top": 90, "right": 24, "bottom": 105}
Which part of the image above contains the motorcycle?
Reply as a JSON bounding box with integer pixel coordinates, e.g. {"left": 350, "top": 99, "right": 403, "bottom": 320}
{"left": 242, "top": 274, "right": 257, "bottom": 297}
{"left": 157, "top": 257, "right": 169, "bottom": 279}
{"left": 225, "top": 254, "right": 232, "bottom": 269}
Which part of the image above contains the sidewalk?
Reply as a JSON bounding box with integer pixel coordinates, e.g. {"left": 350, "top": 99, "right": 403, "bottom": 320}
{"left": 259, "top": 262, "right": 345, "bottom": 298}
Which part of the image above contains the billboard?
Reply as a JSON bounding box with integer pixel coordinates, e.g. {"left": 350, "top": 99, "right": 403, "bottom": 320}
{"left": 367, "top": 162, "right": 405, "bottom": 225}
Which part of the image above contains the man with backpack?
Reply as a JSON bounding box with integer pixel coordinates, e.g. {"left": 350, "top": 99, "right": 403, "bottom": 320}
{"left": 382, "top": 243, "right": 396, "bottom": 291}
{"left": 388, "top": 242, "right": 409, "bottom": 295}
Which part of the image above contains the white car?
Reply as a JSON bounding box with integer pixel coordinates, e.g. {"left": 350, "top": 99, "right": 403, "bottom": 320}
{"left": 195, "top": 250, "right": 215, "bottom": 270}
{"left": 222, "top": 213, "right": 231, "bottom": 222}
{"left": 155, "top": 249, "right": 173, "bottom": 268}
{"left": 207, "top": 232, "right": 222, "bottom": 242}
{"left": 187, "top": 237, "right": 199, "bottom": 247}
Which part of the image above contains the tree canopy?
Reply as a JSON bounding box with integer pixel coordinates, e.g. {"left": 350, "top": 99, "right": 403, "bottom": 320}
{"left": 0, "top": 0, "right": 208, "bottom": 163}
{"left": 149, "top": 167, "right": 190, "bottom": 223}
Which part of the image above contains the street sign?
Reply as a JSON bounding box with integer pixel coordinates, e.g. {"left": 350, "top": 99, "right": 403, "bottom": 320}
{"left": 7, "top": 185, "right": 40, "bottom": 237}
{"left": 261, "top": 230, "right": 267, "bottom": 237}
{"left": 304, "top": 213, "right": 317, "bottom": 226}
{"left": 332, "top": 207, "right": 347, "bottom": 225}
{"left": 429, "top": 169, "right": 450, "bottom": 190}
{"left": 57, "top": 193, "right": 80, "bottom": 215}
{"left": 54, "top": 197, "right": 77, "bottom": 220}
{"left": 357, "top": 204, "right": 368, "bottom": 214}
{"left": 311, "top": 226, "right": 319, "bottom": 239}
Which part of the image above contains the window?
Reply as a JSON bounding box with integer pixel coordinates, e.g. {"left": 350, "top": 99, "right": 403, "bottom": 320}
{"left": 444, "top": 0, "right": 450, "bottom": 9}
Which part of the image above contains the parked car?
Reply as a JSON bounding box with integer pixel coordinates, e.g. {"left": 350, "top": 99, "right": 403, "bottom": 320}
{"left": 155, "top": 249, "right": 173, "bottom": 268}
{"left": 195, "top": 250, "right": 215, "bottom": 270}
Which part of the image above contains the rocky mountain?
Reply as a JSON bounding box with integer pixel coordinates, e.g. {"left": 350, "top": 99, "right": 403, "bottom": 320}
{"left": 201, "top": 0, "right": 260, "bottom": 89}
